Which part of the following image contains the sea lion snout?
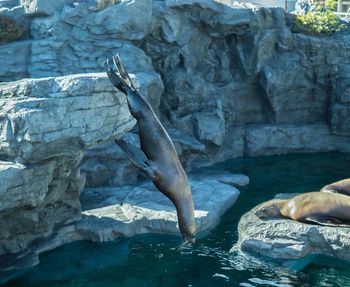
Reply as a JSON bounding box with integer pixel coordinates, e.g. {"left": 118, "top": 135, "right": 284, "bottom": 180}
{"left": 175, "top": 197, "right": 196, "bottom": 244}
{"left": 180, "top": 221, "right": 196, "bottom": 244}
{"left": 255, "top": 202, "right": 282, "bottom": 219}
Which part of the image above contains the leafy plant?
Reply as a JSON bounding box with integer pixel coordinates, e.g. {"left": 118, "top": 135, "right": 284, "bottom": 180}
{"left": 324, "top": 0, "right": 337, "bottom": 10}
{"left": 0, "top": 16, "right": 24, "bottom": 43}
{"left": 293, "top": 9, "right": 347, "bottom": 35}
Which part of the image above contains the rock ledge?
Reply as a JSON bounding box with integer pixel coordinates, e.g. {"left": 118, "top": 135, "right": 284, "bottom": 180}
{"left": 78, "top": 172, "right": 248, "bottom": 241}
{"left": 232, "top": 194, "right": 350, "bottom": 261}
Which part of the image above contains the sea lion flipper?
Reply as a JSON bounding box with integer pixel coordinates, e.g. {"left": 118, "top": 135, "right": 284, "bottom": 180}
{"left": 305, "top": 216, "right": 328, "bottom": 226}
{"left": 112, "top": 54, "right": 136, "bottom": 90}
{"left": 104, "top": 59, "right": 131, "bottom": 95}
{"left": 305, "top": 216, "right": 346, "bottom": 227}
{"left": 115, "top": 138, "right": 156, "bottom": 179}
{"left": 320, "top": 179, "right": 350, "bottom": 196}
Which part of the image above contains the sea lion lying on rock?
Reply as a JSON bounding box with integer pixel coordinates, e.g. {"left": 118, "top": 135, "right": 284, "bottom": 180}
{"left": 320, "top": 178, "right": 350, "bottom": 196}
{"left": 255, "top": 179, "right": 350, "bottom": 227}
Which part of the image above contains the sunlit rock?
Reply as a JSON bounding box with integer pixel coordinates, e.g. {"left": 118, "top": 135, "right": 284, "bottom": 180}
{"left": 232, "top": 194, "right": 350, "bottom": 261}
{"left": 77, "top": 172, "right": 246, "bottom": 242}
{"left": 0, "top": 73, "right": 135, "bottom": 162}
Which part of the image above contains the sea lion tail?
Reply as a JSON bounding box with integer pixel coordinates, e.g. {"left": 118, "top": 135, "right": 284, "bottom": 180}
{"left": 104, "top": 58, "right": 130, "bottom": 94}
{"left": 112, "top": 54, "right": 136, "bottom": 90}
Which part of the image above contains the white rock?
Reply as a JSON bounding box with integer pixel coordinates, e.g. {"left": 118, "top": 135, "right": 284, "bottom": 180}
{"left": 78, "top": 174, "right": 244, "bottom": 241}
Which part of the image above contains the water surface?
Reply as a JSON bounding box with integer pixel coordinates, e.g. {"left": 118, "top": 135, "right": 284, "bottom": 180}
{"left": 2, "top": 152, "right": 350, "bottom": 287}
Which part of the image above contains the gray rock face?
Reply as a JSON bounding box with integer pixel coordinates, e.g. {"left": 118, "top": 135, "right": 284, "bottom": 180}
{"left": 232, "top": 194, "right": 350, "bottom": 261}
{"left": 244, "top": 124, "right": 350, "bottom": 156}
{"left": 80, "top": 133, "right": 143, "bottom": 187}
{"left": 0, "top": 41, "right": 31, "bottom": 81}
{"left": 93, "top": 0, "right": 152, "bottom": 40}
{"left": 1, "top": 0, "right": 350, "bottom": 183}
{"left": 0, "top": 73, "right": 135, "bottom": 267}
{"left": 0, "top": 73, "right": 135, "bottom": 162}
{"left": 142, "top": 1, "right": 350, "bottom": 169}
{"left": 330, "top": 104, "right": 350, "bottom": 136}
{"left": 0, "top": 158, "right": 83, "bottom": 257}
{"left": 194, "top": 107, "right": 225, "bottom": 146}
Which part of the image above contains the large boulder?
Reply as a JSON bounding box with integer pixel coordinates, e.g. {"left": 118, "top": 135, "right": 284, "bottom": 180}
{"left": 232, "top": 194, "right": 350, "bottom": 261}
{"left": 0, "top": 73, "right": 135, "bottom": 162}
{"left": 259, "top": 53, "right": 328, "bottom": 124}
{"left": 0, "top": 73, "right": 135, "bottom": 270}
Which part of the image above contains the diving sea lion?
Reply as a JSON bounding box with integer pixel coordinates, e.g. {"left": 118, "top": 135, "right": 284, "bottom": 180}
{"left": 255, "top": 191, "right": 350, "bottom": 226}
{"left": 320, "top": 178, "right": 350, "bottom": 196}
{"left": 104, "top": 55, "right": 196, "bottom": 243}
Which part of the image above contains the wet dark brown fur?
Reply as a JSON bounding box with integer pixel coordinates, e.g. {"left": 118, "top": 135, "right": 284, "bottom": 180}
{"left": 105, "top": 55, "right": 196, "bottom": 243}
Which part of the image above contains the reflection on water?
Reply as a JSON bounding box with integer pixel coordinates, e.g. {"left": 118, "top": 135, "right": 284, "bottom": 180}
{"left": 1, "top": 152, "right": 350, "bottom": 287}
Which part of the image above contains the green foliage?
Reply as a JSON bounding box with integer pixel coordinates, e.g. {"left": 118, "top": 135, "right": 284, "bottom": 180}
{"left": 0, "top": 16, "right": 24, "bottom": 43}
{"left": 324, "top": 0, "right": 337, "bottom": 10}
{"left": 293, "top": 10, "right": 347, "bottom": 35}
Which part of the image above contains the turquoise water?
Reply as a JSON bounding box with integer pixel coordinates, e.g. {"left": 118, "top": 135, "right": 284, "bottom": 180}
{"left": 2, "top": 152, "right": 350, "bottom": 287}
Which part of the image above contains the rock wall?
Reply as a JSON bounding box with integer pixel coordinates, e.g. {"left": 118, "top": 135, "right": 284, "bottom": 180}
{"left": 1, "top": 0, "right": 350, "bottom": 188}
{"left": 1, "top": 0, "right": 350, "bottom": 271}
